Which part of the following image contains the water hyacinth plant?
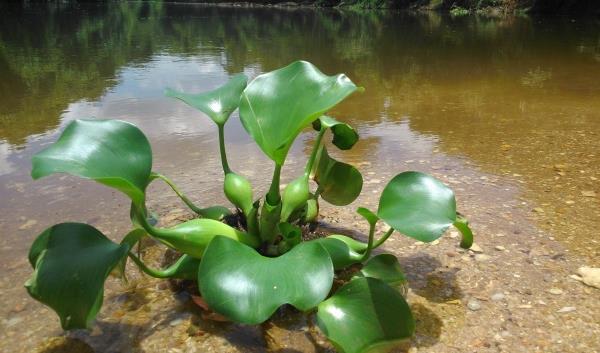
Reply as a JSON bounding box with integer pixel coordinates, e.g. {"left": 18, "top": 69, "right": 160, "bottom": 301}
{"left": 25, "top": 60, "right": 474, "bottom": 353}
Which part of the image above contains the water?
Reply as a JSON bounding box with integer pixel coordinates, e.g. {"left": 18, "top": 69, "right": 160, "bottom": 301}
{"left": 1, "top": 2, "right": 599, "bottom": 352}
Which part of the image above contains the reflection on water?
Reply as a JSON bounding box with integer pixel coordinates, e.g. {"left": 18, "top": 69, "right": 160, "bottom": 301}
{"left": 0, "top": 2, "right": 599, "bottom": 351}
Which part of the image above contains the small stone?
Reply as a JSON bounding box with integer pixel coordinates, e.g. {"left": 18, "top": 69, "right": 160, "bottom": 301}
{"left": 467, "top": 298, "right": 481, "bottom": 311}
{"left": 18, "top": 219, "right": 37, "bottom": 230}
{"left": 449, "top": 231, "right": 459, "bottom": 238}
{"left": 495, "top": 246, "right": 506, "bottom": 251}
{"left": 532, "top": 207, "right": 544, "bottom": 213}
{"left": 581, "top": 190, "right": 596, "bottom": 197}
{"left": 169, "top": 318, "right": 185, "bottom": 326}
{"left": 90, "top": 326, "right": 103, "bottom": 336}
{"left": 556, "top": 306, "right": 576, "bottom": 313}
{"left": 11, "top": 303, "right": 26, "bottom": 313}
{"left": 475, "top": 254, "right": 491, "bottom": 262}
{"left": 490, "top": 292, "right": 505, "bottom": 301}
{"left": 470, "top": 243, "right": 483, "bottom": 253}
{"left": 518, "top": 304, "right": 532, "bottom": 309}
{"left": 577, "top": 267, "right": 600, "bottom": 289}
{"left": 565, "top": 200, "right": 575, "bottom": 205}
{"left": 548, "top": 288, "right": 563, "bottom": 295}
{"left": 430, "top": 239, "right": 440, "bottom": 245}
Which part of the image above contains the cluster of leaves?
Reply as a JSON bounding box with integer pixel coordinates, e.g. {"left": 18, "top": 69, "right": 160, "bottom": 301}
{"left": 25, "top": 61, "right": 473, "bottom": 353}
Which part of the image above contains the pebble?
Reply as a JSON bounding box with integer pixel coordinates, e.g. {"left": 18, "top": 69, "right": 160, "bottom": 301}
{"left": 470, "top": 243, "right": 484, "bottom": 253}
{"left": 490, "top": 292, "right": 505, "bottom": 301}
{"left": 169, "top": 318, "right": 185, "bottom": 326}
{"left": 556, "top": 306, "right": 576, "bottom": 313}
{"left": 18, "top": 219, "right": 37, "bottom": 230}
{"left": 577, "top": 267, "right": 600, "bottom": 289}
{"left": 548, "top": 288, "right": 563, "bottom": 295}
{"left": 495, "top": 245, "right": 506, "bottom": 251}
{"left": 581, "top": 190, "right": 596, "bottom": 197}
{"left": 475, "top": 254, "right": 491, "bottom": 262}
{"left": 467, "top": 298, "right": 482, "bottom": 311}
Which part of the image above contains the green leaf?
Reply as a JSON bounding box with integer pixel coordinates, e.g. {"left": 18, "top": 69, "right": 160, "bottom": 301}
{"left": 151, "top": 218, "right": 260, "bottom": 258}
{"left": 327, "top": 234, "right": 368, "bottom": 253}
{"left": 198, "top": 236, "right": 334, "bottom": 324}
{"left": 25, "top": 223, "right": 130, "bottom": 330}
{"left": 314, "top": 237, "right": 363, "bottom": 270}
{"left": 453, "top": 216, "right": 474, "bottom": 249}
{"left": 239, "top": 61, "right": 358, "bottom": 165}
{"left": 115, "top": 228, "right": 147, "bottom": 281}
{"left": 313, "top": 116, "right": 359, "bottom": 150}
{"left": 378, "top": 171, "right": 456, "bottom": 242}
{"left": 312, "top": 146, "right": 363, "bottom": 206}
{"left": 197, "top": 205, "right": 232, "bottom": 221}
{"left": 31, "top": 119, "right": 152, "bottom": 206}
{"left": 316, "top": 277, "right": 414, "bottom": 353}
{"left": 278, "top": 222, "right": 302, "bottom": 247}
{"left": 356, "top": 207, "right": 379, "bottom": 226}
{"left": 165, "top": 73, "right": 248, "bottom": 125}
{"left": 356, "top": 254, "right": 407, "bottom": 288}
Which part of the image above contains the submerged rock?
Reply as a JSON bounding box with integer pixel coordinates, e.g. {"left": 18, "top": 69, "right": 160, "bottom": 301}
{"left": 577, "top": 267, "right": 600, "bottom": 289}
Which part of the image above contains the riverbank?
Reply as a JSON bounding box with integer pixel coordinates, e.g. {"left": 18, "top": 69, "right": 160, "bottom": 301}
{"left": 163, "top": 0, "right": 600, "bottom": 15}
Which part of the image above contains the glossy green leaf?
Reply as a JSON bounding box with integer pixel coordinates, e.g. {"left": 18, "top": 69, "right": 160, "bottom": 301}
{"left": 315, "top": 237, "right": 363, "bottom": 270}
{"left": 31, "top": 119, "right": 152, "bottom": 206}
{"left": 378, "top": 171, "right": 456, "bottom": 242}
{"left": 198, "top": 236, "right": 334, "bottom": 324}
{"left": 328, "top": 234, "right": 368, "bottom": 253}
{"left": 356, "top": 254, "right": 407, "bottom": 288}
{"left": 239, "top": 61, "right": 359, "bottom": 165}
{"left": 25, "top": 223, "right": 130, "bottom": 330}
{"left": 312, "top": 146, "right": 363, "bottom": 206}
{"left": 115, "top": 228, "right": 147, "bottom": 281}
{"left": 316, "top": 277, "right": 415, "bottom": 353}
{"left": 313, "top": 116, "right": 359, "bottom": 150}
{"left": 356, "top": 207, "right": 379, "bottom": 226}
{"left": 165, "top": 74, "right": 248, "bottom": 125}
{"left": 453, "top": 216, "right": 474, "bottom": 249}
{"left": 151, "top": 218, "right": 260, "bottom": 258}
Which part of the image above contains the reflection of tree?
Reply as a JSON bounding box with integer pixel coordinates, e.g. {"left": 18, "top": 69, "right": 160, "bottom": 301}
{"left": 1, "top": 2, "right": 599, "bottom": 150}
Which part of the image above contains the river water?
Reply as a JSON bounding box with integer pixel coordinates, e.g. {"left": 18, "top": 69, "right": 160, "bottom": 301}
{"left": 0, "top": 2, "right": 599, "bottom": 352}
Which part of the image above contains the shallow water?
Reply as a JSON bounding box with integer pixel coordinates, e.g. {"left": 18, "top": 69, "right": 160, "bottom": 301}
{"left": 0, "top": 2, "right": 599, "bottom": 352}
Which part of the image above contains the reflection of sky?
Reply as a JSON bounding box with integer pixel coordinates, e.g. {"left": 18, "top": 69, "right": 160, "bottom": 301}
{"left": 60, "top": 55, "right": 253, "bottom": 142}
{"left": 0, "top": 142, "right": 16, "bottom": 176}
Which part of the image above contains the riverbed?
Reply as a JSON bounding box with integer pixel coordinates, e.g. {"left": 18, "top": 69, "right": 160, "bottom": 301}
{"left": 0, "top": 3, "right": 599, "bottom": 352}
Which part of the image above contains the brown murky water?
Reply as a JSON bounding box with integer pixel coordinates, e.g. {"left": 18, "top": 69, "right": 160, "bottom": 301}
{"left": 1, "top": 2, "right": 599, "bottom": 352}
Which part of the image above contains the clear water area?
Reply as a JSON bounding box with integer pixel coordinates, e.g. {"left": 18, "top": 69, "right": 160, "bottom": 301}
{"left": 0, "top": 2, "right": 599, "bottom": 352}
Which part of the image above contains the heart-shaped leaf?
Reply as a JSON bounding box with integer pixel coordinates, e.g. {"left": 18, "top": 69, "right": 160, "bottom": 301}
{"left": 31, "top": 119, "right": 152, "bottom": 206}
{"left": 165, "top": 73, "right": 248, "bottom": 125}
{"left": 239, "top": 61, "right": 358, "bottom": 165}
{"left": 198, "top": 236, "right": 334, "bottom": 324}
{"left": 316, "top": 277, "right": 415, "bottom": 353}
{"left": 313, "top": 116, "right": 359, "bottom": 150}
{"left": 25, "top": 223, "right": 130, "bottom": 330}
{"left": 312, "top": 146, "right": 363, "bottom": 206}
{"left": 378, "top": 171, "right": 456, "bottom": 242}
{"left": 356, "top": 254, "right": 407, "bottom": 288}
